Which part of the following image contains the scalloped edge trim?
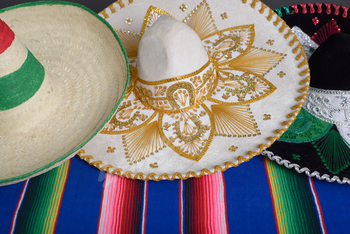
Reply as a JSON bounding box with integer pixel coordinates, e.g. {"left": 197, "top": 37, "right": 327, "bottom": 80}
{"left": 79, "top": 0, "right": 310, "bottom": 181}
{"left": 262, "top": 150, "right": 350, "bottom": 185}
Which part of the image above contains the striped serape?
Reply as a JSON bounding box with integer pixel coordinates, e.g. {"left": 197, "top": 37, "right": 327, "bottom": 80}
{"left": 0, "top": 155, "right": 349, "bottom": 233}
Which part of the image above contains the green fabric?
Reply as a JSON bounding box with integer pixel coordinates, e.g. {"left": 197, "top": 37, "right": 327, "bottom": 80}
{"left": 0, "top": 50, "right": 44, "bottom": 111}
{"left": 265, "top": 158, "right": 322, "bottom": 234}
{"left": 274, "top": 6, "right": 294, "bottom": 17}
{"left": 279, "top": 108, "right": 332, "bottom": 143}
{"left": 313, "top": 130, "right": 350, "bottom": 174}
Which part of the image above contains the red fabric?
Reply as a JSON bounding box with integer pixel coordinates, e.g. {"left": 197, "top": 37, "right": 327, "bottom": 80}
{"left": 0, "top": 19, "right": 14, "bottom": 54}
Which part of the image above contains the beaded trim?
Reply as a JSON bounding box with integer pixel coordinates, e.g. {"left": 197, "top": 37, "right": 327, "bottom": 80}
{"left": 304, "top": 87, "right": 350, "bottom": 127}
{"left": 262, "top": 150, "right": 350, "bottom": 184}
{"left": 291, "top": 26, "right": 318, "bottom": 59}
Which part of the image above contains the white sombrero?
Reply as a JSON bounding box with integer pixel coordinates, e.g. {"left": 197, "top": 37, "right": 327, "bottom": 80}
{"left": 78, "top": 0, "right": 310, "bottom": 180}
{"left": 0, "top": 2, "right": 128, "bottom": 185}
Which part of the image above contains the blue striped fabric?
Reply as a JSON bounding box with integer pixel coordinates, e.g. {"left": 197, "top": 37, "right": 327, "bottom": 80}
{"left": 55, "top": 157, "right": 104, "bottom": 233}
{"left": 146, "top": 180, "right": 180, "bottom": 233}
{"left": 224, "top": 156, "right": 276, "bottom": 233}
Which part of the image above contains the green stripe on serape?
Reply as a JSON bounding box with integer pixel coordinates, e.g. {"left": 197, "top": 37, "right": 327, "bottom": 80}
{"left": 265, "top": 158, "right": 322, "bottom": 234}
{"left": 13, "top": 160, "right": 70, "bottom": 234}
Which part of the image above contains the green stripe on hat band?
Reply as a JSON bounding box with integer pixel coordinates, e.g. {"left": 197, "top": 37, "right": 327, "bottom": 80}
{"left": 0, "top": 50, "right": 45, "bottom": 111}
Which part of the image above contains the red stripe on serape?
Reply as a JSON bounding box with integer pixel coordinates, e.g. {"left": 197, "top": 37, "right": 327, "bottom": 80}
{"left": 221, "top": 173, "right": 229, "bottom": 232}
{"left": 0, "top": 19, "right": 14, "bottom": 54}
{"left": 184, "top": 173, "right": 227, "bottom": 234}
{"left": 308, "top": 178, "right": 327, "bottom": 234}
{"left": 97, "top": 173, "right": 108, "bottom": 233}
{"left": 98, "top": 175, "right": 144, "bottom": 234}
{"left": 263, "top": 157, "right": 280, "bottom": 234}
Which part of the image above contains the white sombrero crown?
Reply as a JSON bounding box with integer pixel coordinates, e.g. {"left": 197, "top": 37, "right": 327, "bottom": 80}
{"left": 78, "top": 0, "right": 310, "bottom": 180}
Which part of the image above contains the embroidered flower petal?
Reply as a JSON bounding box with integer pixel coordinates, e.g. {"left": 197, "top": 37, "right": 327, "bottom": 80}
{"left": 183, "top": 0, "right": 218, "bottom": 40}
{"left": 158, "top": 104, "right": 214, "bottom": 161}
{"left": 115, "top": 29, "right": 141, "bottom": 59}
{"left": 208, "top": 71, "right": 276, "bottom": 105}
{"left": 211, "top": 104, "right": 260, "bottom": 137}
{"left": 227, "top": 46, "right": 285, "bottom": 77}
{"left": 203, "top": 25, "right": 254, "bottom": 63}
{"left": 122, "top": 121, "right": 166, "bottom": 165}
{"left": 100, "top": 90, "right": 158, "bottom": 135}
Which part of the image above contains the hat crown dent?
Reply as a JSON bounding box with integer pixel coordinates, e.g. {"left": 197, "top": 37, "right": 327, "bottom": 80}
{"left": 309, "top": 32, "right": 350, "bottom": 90}
{"left": 137, "top": 15, "right": 209, "bottom": 82}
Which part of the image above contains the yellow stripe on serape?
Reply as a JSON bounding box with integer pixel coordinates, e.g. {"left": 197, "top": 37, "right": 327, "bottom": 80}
{"left": 264, "top": 158, "right": 322, "bottom": 234}
{"left": 42, "top": 160, "right": 70, "bottom": 233}
{"left": 13, "top": 160, "right": 70, "bottom": 234}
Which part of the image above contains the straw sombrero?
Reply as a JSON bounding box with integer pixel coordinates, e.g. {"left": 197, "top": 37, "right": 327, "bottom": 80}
{"left": 263, "top": 3, "right": 350, "bottom": 184}
{"left": 77, "top": 0, "right": 310, "bottom": 180}
{"left": 0, "top": 2, "right": 128, "bottom": 186}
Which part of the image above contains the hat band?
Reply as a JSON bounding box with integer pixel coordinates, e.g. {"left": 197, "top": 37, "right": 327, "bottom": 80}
{"left": 134, "top": 59, "right": 216, "bottom": 113}
{"left": 0, "top": 50, "right": 45, "bottom": 111}
{"left": 304, "top": 87, "right": 350, "bottom": 127}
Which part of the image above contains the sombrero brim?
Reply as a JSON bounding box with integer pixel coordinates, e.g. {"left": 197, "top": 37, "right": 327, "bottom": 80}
{"left": 77, "top": 0, "right": 310, "bottom": 180}
{"left": 263, "top": 3, "right": 350, "bottom": 184}
{"left": 0, "top": 1, "right": 129, "bottom": 185}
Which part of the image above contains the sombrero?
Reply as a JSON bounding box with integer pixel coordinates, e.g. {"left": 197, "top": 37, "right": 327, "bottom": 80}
{"left": 77, "top": 0, "right": 310, "bottom": 180}
{"left": 263, "top": 3, "right": 350, "bottom": 184}
{"left": 0, "top": 2, "right": 128, "bottom": 186}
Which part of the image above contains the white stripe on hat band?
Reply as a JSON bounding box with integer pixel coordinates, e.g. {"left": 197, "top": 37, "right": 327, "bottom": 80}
{"left": 0, "top": 36, "right": 28, "bottom": 78}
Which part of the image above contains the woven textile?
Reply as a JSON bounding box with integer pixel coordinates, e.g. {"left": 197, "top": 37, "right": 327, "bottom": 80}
{"left": 0, "top": 155, "right": 349, "bottom": 233}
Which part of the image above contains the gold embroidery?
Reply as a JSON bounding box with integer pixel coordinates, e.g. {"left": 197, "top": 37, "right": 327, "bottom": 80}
{"left": 123, "top": 121, "right": 165, "bottom": 165}
{"left": 150, "top": 162, "right": 159, "bottom": 168}
{"left": 107, "top": 147, "right": 116, "bottom": 153}
{"left": 211, "top": 104, "right": 260, "bottom": 137}
{"left": 167, "top": 82, "right": 195, "bottom": 109}
{"left": 183, "top": 0, "right": 218, "bottom": 40}
{"left": 229, "top": 145, "right": 238, "bottom": 152}
{"left": 263, "top": 114, "right": 271, "bottom": 120}
{"left": 115, "top": 30, "right": 140, "bottom": 58}
{"left": 277, "top": 71, "right": 286, "bottom": 78}
{"left": 227, "top": 46, "right": 285, "bottom": 76}
{"left": 125, "top": 18, "right": 133, "bottom": 25}
{"left": 266, "top": 39, "right": 274, "bottom": 45}
{"left": 174, "top": 115, "right": 208, "bottom": 142}
{"left": 110, "top": 101, "right": 140, "bottom": 127}
{"left": 180, "top": 4, "right": 188, "bottom": 12}
{"left": 221, "top": 12, "right": 228, "bottom": 20}
{"left": 140, "top": 7, "right": 174, "bottom": 37}
{"left": 81, "top": 0, "right": 309, "bottom": 181}
{"left": 158, "top": 104, "right": 215, "bottom": 161}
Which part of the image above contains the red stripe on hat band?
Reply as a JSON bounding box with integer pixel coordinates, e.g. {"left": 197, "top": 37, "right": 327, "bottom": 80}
{"left": 0, "top": 19, "right": 15, "bottom": 54}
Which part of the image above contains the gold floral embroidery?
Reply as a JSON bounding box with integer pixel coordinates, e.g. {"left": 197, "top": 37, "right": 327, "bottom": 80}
{"left": 229, "top": 145, "right": 238, "bottom": 152}
{"left": 266, "top": 39, "right": 274, "bottom": 45}
{"left": 100, "top": 1, "right": 286, "bottom": 163}
{"left": 107, "top": 147, "right": 116, "bottom": 153}
{"left": 277, "top": 71, "right": 286, "bottom": 78}
{"left": 125, "top": 18, "right": 133, "bottom": 25}
{"left": 221, "top": 12, "right": 228, "bottom": 20}
{"left": 263, "top": 114, "right": 271, "bottom": 120}
{"left": 179, "top": 4, "right": 188, "bottom": 12}
{"left": 150, "top": 162, "right": 159, "bottom": 168}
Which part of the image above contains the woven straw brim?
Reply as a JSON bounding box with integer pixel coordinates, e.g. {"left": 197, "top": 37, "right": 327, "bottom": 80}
{"left": 0, "top": 2, "right": 128, "bottom": 185}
